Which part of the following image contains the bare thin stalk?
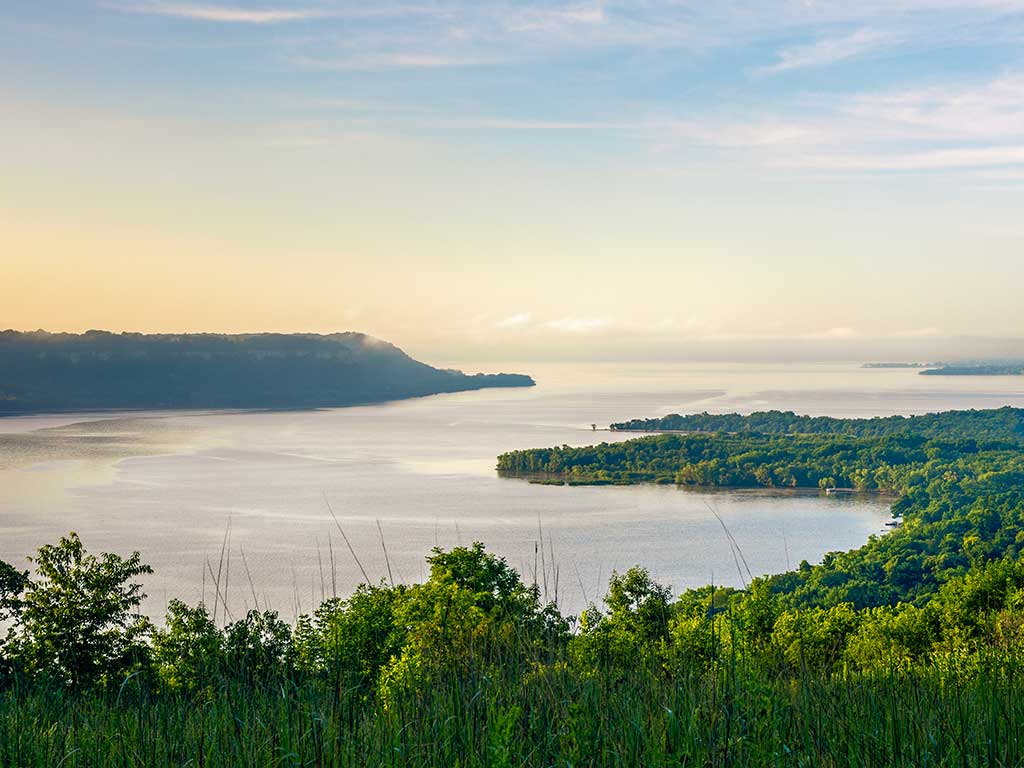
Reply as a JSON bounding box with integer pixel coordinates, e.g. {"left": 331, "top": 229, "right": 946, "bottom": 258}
{"left": 377, "top": 519, "right": 394, "bottom": 587}
{"left": 323, "top": 491, "right": 370, "bottom": 584}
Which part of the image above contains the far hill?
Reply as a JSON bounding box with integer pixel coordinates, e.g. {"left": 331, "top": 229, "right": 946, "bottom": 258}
{"left": 0, "top": 330, "right": 534, "bottom": 414}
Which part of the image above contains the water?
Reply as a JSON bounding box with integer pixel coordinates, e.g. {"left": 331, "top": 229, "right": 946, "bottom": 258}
{"left": 2, "top": 362, "right": 1023, "bottom": 620}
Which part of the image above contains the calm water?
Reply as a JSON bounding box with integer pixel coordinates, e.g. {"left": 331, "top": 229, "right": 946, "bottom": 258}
{"left": 2, "top": 362, "right": 1024, "bottom": 619}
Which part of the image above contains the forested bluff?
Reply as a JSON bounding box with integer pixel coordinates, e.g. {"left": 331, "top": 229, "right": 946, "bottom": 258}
{"left": 0, "top": 330, "right": 533, "bottom": 413}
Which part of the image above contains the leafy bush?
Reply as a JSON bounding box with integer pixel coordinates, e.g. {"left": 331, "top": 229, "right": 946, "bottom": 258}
{"left": 151, "top": 600, "right": 223, "bottom": 693}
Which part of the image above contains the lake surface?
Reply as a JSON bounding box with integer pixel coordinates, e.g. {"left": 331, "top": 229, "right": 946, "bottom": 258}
{"left": 2, "top": 362, "right": 1024, "bottom": 620}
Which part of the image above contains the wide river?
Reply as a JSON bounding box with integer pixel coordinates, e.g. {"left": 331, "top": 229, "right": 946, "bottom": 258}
{"left": 2, "top": 362, "right": 1023, "bottom": 620}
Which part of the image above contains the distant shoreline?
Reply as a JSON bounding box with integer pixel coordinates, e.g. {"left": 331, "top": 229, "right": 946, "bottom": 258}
{"left": 920, "top": 364, "right": 1024, "bottom": 376}
{"left": 514, "top": 472, "right": 898, "bottom": 498}
{"left": 861, "top": 360, "right": 1024, "bottom": 376}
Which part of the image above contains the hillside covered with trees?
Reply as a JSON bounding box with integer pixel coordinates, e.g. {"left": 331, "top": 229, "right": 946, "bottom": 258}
{"left": 0, "top": 330, "right": 533, "bottom": 413}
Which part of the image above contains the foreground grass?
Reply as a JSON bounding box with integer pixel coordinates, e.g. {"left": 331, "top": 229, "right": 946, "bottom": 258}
{"left": 3, "top": 659, "right": 1023, "bottom": 767}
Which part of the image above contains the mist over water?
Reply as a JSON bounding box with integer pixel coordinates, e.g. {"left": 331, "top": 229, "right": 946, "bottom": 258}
{"left": 2, "top": 362, "right": 1023, "bottom": 620}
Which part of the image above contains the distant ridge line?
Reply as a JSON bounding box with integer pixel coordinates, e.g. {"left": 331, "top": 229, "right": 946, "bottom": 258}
{"left": 0, "top": 330, "right": 534, "bottom": 414}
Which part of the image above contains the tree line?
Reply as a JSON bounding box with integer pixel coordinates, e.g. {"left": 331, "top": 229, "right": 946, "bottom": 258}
{"left": 609, "top": 406, "right": 1024, "bottom": 440}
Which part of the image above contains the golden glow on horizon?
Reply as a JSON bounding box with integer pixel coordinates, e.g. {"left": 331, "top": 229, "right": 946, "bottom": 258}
{"left": 3, "top": 96, "right": 1024, "bottom": 361}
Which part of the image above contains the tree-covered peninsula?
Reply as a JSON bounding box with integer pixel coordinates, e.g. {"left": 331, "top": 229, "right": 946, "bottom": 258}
{"left": 0, "top": 330, "right": 533, "bottom": 413}
{"left": 499, "top": 408, "right": 1024, "bottom": 609}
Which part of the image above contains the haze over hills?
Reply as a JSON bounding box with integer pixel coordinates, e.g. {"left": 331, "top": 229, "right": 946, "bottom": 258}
{"left": 0, "top": 330, "right": 534, "bottom": 414}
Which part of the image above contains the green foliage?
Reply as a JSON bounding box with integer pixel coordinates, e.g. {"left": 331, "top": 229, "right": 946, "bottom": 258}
{"left": 4, "top": 636, "right": 1024, "bottom": 766}
{"left": 498, "top": 429, "right": 1021, "bottom": 492}
{"left": 609, "top": 406, "right": 1024, "bottom": 441}
{"left": 223, "top": 609, "right": 291, "bottom": 683}
{"left": 427, "top": 542, "right": 528, "bottom": 614}
{"left": 572, "top": 566, "right": 673, "bottom": 669}
{"left": 922, "top": 364, "right": 1024, "bottom": 376}
{"left": 604, "top": 566, "right": 673, "bottom": 642}
{"left": 6, "top": 532, "right": 152, "bottom": 689}
{"left": 151, "top": 600, "right": 223, "bottom": 693}
{"left": 376, "top": 544, "right": 569, "bottom": 708}
{"left": 769, "top": 603, "right": 860, "bottom": 672}
{"left": 291, "top": 583, "right": 406, "bottom": 697}
{"left": 844, "top": 604, "right": 938, "bottom": 671}
{"left": 2, "top": 533, "right": 1024, "bottom": 764}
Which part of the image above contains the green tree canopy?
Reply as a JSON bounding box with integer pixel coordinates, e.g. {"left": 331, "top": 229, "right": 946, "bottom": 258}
{"left": 12, "top": 532, "right": 152, "bottom": 688}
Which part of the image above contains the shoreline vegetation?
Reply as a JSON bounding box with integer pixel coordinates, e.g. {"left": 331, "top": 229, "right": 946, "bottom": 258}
{"left": 499, "top": 408, "right": 1024, "bottom": 603}
{"left": 0, "top": 330, "right": 534, "bottom": 415}
{"left": 523, "top": 473, "right": 895, "bottom": 496}
{"left": 500, "top": 409, "right": 1024, "bottom": 493}
{"left": 921, "top": 363, "right": 1024, "bottom": 376}
{"left": 604, "top": 407, "right": 1024, "bottom": 438}
{"left": 861, "top": 360, "right": 1024, "bottom": 375}
{"left": 4, "top": 407, "right": 1024, "bottom": 764}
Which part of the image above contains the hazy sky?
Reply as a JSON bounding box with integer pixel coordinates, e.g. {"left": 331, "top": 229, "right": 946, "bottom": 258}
{"left": 3, "top": 1, "right": 1024, "bottom": 361}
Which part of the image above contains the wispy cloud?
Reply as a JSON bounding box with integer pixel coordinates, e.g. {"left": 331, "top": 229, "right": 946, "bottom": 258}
{"left": 842, "top": 75, "right": 1024, "bottom": 141}
{"left": 505, "top": 3, "right": 606, "bottom": 33}
{"left": 106, "top": 1, "right": 1024, "bottom": 179}
{"left": 758, "top": 28, "right": 891, "bottom": 74}
{"left": 663, "top": 118, "right": 826, "bottom": 148}
{"left": 647, "top": 71, "right": 1024, "bottom": 173}
{"left": 129, "top": 3, "right": 331, "bottom": 23}
{"left": 292, "top": 52, "right": 502, "bottom": 72}
{"left": 119, "top": 2, "right": 446, "bottom": 23}
{"left": 794, "top": 144, "right": 1024, "bottom": 171}
{"left": 496, "top": 312, "right": 531, "bottom": 329}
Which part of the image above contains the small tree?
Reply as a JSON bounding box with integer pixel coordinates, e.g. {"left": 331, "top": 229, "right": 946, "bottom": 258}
{"left": 604, "top": 566, "right": 672, "bottom": 643}
{"left": 571, "top": 567, "right": 673, "bottom": 669}
{"left": 427, "top": 543, "right": 527, "bottom": 615}
{"left": 152, "top": 600, "right": 223, "bottom": 693}
{"left": 14, "top": 532, "right": 153, "bottom": 688}
{"left": 223, "top": 609, "right": 291, "bottom": 682}
{"left": 292, "top": 584, "right": 406, "bottom": 694}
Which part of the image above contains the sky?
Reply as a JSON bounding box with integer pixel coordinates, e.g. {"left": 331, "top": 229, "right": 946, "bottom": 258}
{"left": 3, "top": 1, "right": 1024, "bottom": 362}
